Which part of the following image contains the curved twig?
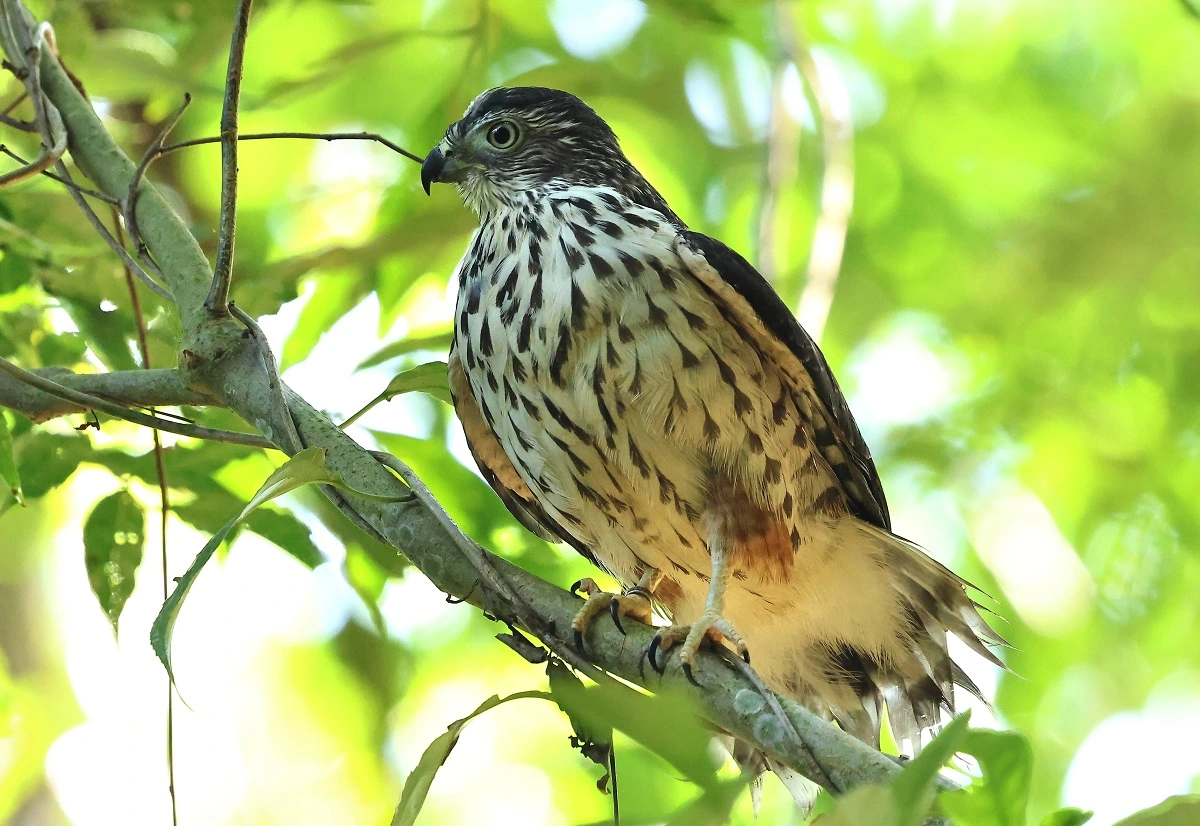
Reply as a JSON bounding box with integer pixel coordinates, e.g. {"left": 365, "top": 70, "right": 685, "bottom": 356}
{"left": 123, "top": 93, "right": 191, "bottom": 281}
{"left": 159, "top": 131, "right": 424, "bottom": 165}
{"left": 0, "top": 145, "right": 117, "bottom": 201}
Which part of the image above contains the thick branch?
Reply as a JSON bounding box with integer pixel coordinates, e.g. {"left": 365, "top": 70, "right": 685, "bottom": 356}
{"left": 0, "top": 366, "right": 214, "bottom": 422}
{"left": 0, "top": 2, "right": 903, "bottom": 795}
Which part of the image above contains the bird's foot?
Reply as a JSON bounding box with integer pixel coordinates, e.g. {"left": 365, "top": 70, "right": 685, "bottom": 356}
{"left": 647, "top": 610, "right": 749, "bottom": 685}
{"left": 570, "top": 578, "right": 654, "bottom": 650}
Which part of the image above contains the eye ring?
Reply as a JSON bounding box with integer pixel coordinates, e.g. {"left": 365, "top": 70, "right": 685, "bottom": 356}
{"left": 486, "top": 119, "right": 521, "bottom": 150}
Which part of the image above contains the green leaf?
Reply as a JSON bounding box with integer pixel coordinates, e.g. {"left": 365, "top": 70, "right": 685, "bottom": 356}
{"left": 941, "top": 728, "right": 1033, "bottom": 826}
{"left": 547, "top": 659, "right": 612, "bottom": 747}
{"left": 1041, "top": 808, "right": 1095, "bottom": 826}
{"left": 891, "top": 711, "right": 971, "bottom": 826}
{"left": 1114, "top": 795, "right": 1200, "bottom": 826}
{"left": 56, "top": 295, "right": 139, "bottom": 372}
{"left": 664, "top": 778, "right": 749, "bottom": 826}
{"left": 341, "top": 361, "right": 452, "bottom": 428}
{"left": 150, "top": 447, "right": 407, "bottom": 686}
{"left": 356, "top": 332, "right": 453, "bottom": 370}
{"left": 547, "top": 660, "right": 719, "bottom": 788}
{"left": 15, "top": 431, "right": 91, "bottom": 499}
{"left": 391, "top": 691, "right": 552, "bottom": 826}
{"left": 83, "top": 490, "right": 145, "bottom": 636}
{"left": 0, "top": 413, "right": 21, "bottom": 505}
{"left": 814, "top": 784, "right": 896, "bottom": 826}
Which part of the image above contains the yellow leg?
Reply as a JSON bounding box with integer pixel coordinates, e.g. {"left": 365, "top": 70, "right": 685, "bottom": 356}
{"left": 570, "top": 569, "right": 661, "bottom": 649}
{"left": 647, "top": 537, "right": 749, "bottom": 683}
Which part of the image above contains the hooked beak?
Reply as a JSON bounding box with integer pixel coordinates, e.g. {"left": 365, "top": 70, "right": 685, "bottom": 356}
{"left": 420, "top": 147, "right": 445, "bottom": 196}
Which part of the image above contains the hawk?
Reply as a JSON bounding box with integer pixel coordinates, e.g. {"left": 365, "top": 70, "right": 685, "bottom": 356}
{"left": 421, "top": 87, "right": 1004, "bottom": 754}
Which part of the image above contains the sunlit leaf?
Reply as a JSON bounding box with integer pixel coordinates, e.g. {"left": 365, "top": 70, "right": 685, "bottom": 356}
{"left": 1114, "top": 795, "right": 1200, "bottom": 826}
{"left": 813, "top": 784, "right": 896, "bottom": 826}
{"left": 941, "top": 728, "right": 1033, "bottom": 826}
{"left": 391, "top": 691, "right": 552, "bottom": 826}
{"left": 83, "top": 490, "right": 145, "bottom": 636}
{"left": 891, "top": 711, "right": 971, "bottom": 826}
{"left": 356, "top": 332, "right": 453, "bottom": 370}
{"left": 0, "top": 413, "right": 21, "bottom": 504}
{"left": 547, "top": 660, "right": 719, "bottom": 789}
{"left": 150, "top": 447, "right": 407, "bottom": 686}
{"left": 1041, "top": 808, "right": 1095, "bottom": 826}
{"left": 341, "top": 361, "right": 451, "bottom": 428}
{"left": 664, "top": 778, "right": 749, "bottom": 826}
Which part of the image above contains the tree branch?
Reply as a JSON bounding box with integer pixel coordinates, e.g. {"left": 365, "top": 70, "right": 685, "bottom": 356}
{"left": 0, "top": 358, "right": 275, "bottom": 448}
{"left": 206, "top": 0, "right": 253, "bottom": 316}
{"left": 0, "top": 366, "right": 214, "bottom": 422}
{"left": 1, "top": 0, "right": 904, "bottom": 796}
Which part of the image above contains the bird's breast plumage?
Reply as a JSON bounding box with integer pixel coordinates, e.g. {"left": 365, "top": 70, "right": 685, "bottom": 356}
{"left": 451, "top": 186, "right": 851, "bottom": 618}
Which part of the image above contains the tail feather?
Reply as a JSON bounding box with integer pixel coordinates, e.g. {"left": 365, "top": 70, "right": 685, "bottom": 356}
{"left": 845, "top": 524, "right": 1009, "bottom": 750}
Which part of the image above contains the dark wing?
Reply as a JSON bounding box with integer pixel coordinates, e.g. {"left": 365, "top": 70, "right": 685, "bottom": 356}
{"left": 448, "top": 355, "right": 600, "bottom": 564}
{"left": 676, "top": 232, "right": 891, "bottom": 530}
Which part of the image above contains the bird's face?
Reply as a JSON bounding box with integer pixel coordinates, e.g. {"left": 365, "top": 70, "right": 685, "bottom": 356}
{"left": 422, "top": 86, "right": 673, "bottom": 220}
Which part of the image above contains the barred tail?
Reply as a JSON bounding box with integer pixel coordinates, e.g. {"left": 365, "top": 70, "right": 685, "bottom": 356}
{"left": 849, "top": 523, "right": 1009, "bottom": 750}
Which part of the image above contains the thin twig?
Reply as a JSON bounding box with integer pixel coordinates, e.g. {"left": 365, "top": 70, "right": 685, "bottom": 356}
{"left": 114, "top": 208, "right": 177, "bottom": 826}
{"left": 792, "top": 10, "right": 854, "bottom": 344}
{"left": 54, "top": 160, "right": 174, "bottom": 301}
{"left": 0, "top": 355, "right": 277, "bottom": 448}
{"left": 0, "top": 145, "right": 118, "bottom": 202}
{"left": 206, "top": 0, "right": 254, "bottom": 316}
{"left": 0, "top": 15, "right": 66, "bottom": 187}
{"left": 123, "top": 93, "right": 191, "bottom": 280}
{"left": 715, "top": 646, "right": 837, "bottom": 790}
{"left": 1, "top": 89, "right": 26, "bottom": 115}
{"left": 0, "top": 111, "right": 33, "bottom": 130}
{"left": 160, "top": 131, "right": 424, "bottom": 165}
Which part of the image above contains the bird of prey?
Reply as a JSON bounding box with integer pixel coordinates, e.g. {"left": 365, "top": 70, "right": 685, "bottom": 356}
{"left": 421, "top": 87, "right": 1004, "bottom": 754}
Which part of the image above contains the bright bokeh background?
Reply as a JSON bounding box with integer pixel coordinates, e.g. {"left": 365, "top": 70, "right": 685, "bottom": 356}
{"left": 2, "top": 0, "right": 1200, "bottom": 824}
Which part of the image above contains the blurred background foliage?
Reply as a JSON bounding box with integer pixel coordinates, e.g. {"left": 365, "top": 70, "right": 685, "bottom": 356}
{"left": 1, "top": 0, "right": 1199, "bottom": 824}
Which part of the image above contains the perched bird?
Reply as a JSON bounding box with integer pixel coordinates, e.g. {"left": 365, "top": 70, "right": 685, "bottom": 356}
{"left": 421, "top": 87, "right": 1004, "bottom": 757}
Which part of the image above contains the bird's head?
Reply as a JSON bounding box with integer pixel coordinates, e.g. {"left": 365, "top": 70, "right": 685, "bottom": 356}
{"left": 421, "top": 86, "right": 675, "bottom": 221}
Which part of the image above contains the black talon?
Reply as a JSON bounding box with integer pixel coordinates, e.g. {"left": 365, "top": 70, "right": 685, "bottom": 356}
{"left": 570, "top": 579, "right": 584, "bottom": 595}
{"left": 743, "top": 650, "right": 751, "bottom": 665}
{"left": 573, "top": 628, "right": 585, "bottom": 651}
{"left": 609, "top": 599, "right": 626, "bottom": 634}
{"left": 648, "top": 635, "right": 665, "bottom": 673}
{"left": 682, "top": 662, "right": 700, "bottom": 687}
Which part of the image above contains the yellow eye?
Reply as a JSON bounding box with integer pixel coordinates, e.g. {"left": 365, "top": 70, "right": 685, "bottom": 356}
{"left": 486, "top": 119, "right": 521, "bottom": 150}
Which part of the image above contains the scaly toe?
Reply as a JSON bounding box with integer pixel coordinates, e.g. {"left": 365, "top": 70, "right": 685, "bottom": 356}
{"left": 650, "top": 613, "right": 749, "bottom": 683}
{"left": 570, "top": 585, "right": 653, "bottom": 650}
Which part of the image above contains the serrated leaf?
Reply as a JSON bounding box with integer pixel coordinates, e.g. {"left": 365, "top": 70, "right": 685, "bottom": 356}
{"left": 0, "top": 414, "right": 21, "bottom": 505}
{"left": 150, "top": 447, "right": 407, "bottom": 687}
{"left": 83, "top": 490, "right": 145, "bottom": 636}
{"left": 341, "top": 361, "right": 451, "bottom": 428}
{"left": 391, "top": 691, "right": 551, "bottom": 826}
{"left": 1114, "top": 795, "right": 1200, "bottom": 826}
{"left": 891, "top": 711, "right": 971, "bottom": 826}
{"left": 941, "top": 728, "right": 1033, "bottom": 826}
{"left": 1042, "top": 808, "right": 1095, "bottom": 826}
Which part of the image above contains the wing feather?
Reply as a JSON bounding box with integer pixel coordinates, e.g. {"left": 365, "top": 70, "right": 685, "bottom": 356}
{"left": 448, "top": 355, "right": 601, "bottom": 567}
{"left": 675, "top": 232, "right": 891, "bottom": 529}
